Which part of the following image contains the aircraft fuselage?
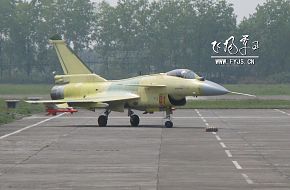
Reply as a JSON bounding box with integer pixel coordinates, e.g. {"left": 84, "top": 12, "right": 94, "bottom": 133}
{"left": 50, "top": 73, "right": 227, "bottom": 112}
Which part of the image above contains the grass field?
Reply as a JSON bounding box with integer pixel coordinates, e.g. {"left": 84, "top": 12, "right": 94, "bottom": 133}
{"left": 0, "top": 99, "right": 44, "bottom": 125}
{"left": 0, "top": 84, "right": 52, "bottom": 95}
{"left": 183, "top": 99, "right": 290, "bottom": 109}
{"left": 224, "top": 84, "right": 290, "bottom": 95}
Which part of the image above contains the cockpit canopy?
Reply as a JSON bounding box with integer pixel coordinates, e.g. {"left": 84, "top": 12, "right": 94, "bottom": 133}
{"left": 166, "top": 69, "right": 199, "bottom": 79}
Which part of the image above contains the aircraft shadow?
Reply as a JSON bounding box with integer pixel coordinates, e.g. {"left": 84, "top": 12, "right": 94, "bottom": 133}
{"left": 45, "top": 125, "right": 206, "bottom": 129}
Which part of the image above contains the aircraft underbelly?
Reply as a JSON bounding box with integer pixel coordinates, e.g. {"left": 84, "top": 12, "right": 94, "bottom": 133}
{"left": 129, "top": 87, "right": 172, "bottom": 111}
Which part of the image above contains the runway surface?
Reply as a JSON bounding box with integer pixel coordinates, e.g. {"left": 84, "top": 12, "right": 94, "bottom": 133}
{"left": 0, "top": 109, "right": 290, "bottom": 190}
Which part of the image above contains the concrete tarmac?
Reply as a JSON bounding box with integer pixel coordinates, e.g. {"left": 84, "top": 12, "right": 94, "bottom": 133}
{"left": 0, "top": 109, "right": 290, "bottom": 190}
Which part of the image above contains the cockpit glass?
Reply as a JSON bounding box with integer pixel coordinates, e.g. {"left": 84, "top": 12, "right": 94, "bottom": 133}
{"left": 166, "top": 69, "right": 198, "bottom": 79}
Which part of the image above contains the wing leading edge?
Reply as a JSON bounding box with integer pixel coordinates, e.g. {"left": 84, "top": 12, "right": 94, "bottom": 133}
{"left": 26, "top": 92, "right": 140, "bottom": 105}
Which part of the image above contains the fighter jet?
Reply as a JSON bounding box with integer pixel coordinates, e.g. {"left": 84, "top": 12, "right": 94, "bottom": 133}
{"left": 27, "top": 36, "right": 249, "bottom": 129}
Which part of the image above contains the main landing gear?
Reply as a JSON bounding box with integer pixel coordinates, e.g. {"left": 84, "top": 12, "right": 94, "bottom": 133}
{"left": 128, "top": 108, "right": 174, "bottom": 128}
{"left": 98, "top": 110, "right": 110, "bottom": 127}
{"left": 97, "top": 108, "right": 174, "bottom": 128}
{"left": 98, "top": 109, "right": 140, "bottom": 127}
{"left": 164, "top": 108, "right": 173, "bottom": 128}
{"left": 128, "top": 109, "right": 140, "bottom": 127}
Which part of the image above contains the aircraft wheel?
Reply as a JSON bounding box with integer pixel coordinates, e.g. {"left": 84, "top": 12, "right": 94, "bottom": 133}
{"left": 165, "top": 121, "right": 173, "bottom": 128}
{"left": 98, "top": 115, "right": 108, "bottom": 127}
{"left": 130, "top": 114, "right": 140, "bottom": 127}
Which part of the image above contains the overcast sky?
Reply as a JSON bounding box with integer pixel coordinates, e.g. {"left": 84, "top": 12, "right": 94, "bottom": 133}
{"left": 91, "top": 0, "right": 267, "bottom": 23}
{"left": 226, "top": 0, "right": 267, "bottom": 22}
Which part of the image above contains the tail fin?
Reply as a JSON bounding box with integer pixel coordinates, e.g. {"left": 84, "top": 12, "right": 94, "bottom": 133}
{"left": 49, "top": 36, "right": 92, "bottom": 75}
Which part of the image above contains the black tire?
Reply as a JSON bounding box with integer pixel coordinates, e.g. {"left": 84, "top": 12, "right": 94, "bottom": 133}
{"left": 98, "top": 115, "right": 108, "bottom": 127}
{"left": 165, "top": 121, "right": 173, "bottom": 128}
{"left": 130, "top": 114, "right": 140, "bottom": 127}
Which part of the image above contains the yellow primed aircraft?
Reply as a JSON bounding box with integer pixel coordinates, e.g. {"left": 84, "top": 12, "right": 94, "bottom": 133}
{"left": 28, "top": 37, "right": 247, "bottom": 129}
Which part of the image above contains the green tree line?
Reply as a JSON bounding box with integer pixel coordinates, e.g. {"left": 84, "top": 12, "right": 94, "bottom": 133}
{"left": 0, "top": 0, "right": 289, "bottom": 83}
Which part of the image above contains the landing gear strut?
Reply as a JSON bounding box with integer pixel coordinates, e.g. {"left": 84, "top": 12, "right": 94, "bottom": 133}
{"left": 98, "top": 110, "right": 110, "bottom": 127}
{"left": 164, "top": 108, "right": 173, "bottom": 128}
{"left": 128, "top": 109, "right": 140, "bottom": 127}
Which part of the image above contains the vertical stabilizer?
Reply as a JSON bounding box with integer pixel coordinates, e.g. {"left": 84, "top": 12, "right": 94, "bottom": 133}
{"left": 49, "top": 36, "right": 92, "bottom": 75}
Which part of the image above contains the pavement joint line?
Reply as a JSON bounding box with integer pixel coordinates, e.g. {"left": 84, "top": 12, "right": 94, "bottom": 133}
{"left": 225, "top": 150, "right": 233, "bottom": 157}
{"left": 156, "top": 125, "right": 164, "bottom": 190}
{"left": 215, "top": 135, "right": 221, "bottom": 141}
{"left": 220, "top": 142, "right": 227, "bottom": 148}
{"left": 273, "top": 109, "right": 290, "bottom": 116}
{"left": 241, "top": 173, "right": 254, "bottom": 184}
{"left": 194, "top": 109, "right": 210, "bottom": 128}
{"left": 274, "top": 109, "right": 286, "bottom": 114}
{"left": 0, "top": 113, "right": 66, "bottom": 140}
{"left": 195, "top": 109, "right": 251, "bottom": 184}
{"left": 195, "top": 109, "right": 255, "bottom": 187}
{"left": 232, "top": 161, "right": 242, "bottom": 170}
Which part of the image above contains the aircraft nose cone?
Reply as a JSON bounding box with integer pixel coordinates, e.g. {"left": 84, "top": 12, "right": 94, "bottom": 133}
{"left": 201, "top": 80, "right": 229, "bottom": 96}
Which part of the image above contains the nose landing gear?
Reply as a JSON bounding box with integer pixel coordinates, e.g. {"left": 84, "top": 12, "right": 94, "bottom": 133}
{"left": 164, "top": 108, "right": 173, "bottom": 128}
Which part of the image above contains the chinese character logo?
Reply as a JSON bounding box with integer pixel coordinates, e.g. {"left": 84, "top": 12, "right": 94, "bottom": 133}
{"left": 211, "top": 35, "right": 259, "bottom": 66}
